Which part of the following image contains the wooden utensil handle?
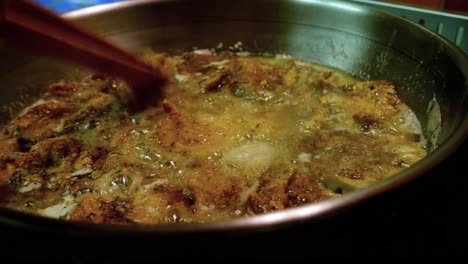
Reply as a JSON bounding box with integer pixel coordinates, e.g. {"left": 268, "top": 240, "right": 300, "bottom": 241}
{"left": 0, "top": 0, "right": 165, "bottom": 91}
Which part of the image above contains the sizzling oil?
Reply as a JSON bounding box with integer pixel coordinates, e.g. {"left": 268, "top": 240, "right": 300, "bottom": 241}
{"left": 0, "top": 50, "right": 426, "bottom": 223}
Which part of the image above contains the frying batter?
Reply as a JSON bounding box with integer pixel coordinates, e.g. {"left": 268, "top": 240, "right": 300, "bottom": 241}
{"left": 0, "top": 50, "right": 426, "bottom": 223}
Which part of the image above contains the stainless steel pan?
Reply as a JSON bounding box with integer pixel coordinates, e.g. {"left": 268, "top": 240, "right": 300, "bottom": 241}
{"left": 0, "top": 0, "right": 466, "bottom": 235}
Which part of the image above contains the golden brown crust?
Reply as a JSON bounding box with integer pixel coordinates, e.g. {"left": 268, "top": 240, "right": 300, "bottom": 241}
{"left": 248, "top": 168, "right": 334, "bottom": 214}
{"left": 286, "top": 170, "right": 331, "bottom": 206}
{"left": 71, "top": 194, "right": 134, "bottom": 224}
{"left": 5, "top": 101, "right": 77, "bottom": 140}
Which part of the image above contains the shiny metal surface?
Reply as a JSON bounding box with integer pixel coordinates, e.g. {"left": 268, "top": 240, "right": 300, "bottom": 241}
{"left": 0, "top": 0, "right": 467, "bottom": 234}
{"left": 350, "top": 0, "right": 468, "bottom": 54}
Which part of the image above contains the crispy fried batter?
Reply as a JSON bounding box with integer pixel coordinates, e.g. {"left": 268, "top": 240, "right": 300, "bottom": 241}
{"left": 248, "top": 168, "right": 334, "bottom": 213}
{"left": 71, "top": 194, "right": 134, "bottom": 224}
{"left": 5, "top": 101, "right": 77, "bottom": 140}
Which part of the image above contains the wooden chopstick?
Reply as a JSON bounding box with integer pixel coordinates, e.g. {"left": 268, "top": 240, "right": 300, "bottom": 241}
{"left": 0, "top": 0, "right": 166, "bottom": 107}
